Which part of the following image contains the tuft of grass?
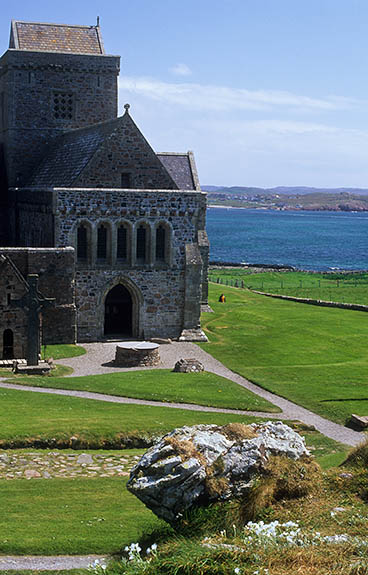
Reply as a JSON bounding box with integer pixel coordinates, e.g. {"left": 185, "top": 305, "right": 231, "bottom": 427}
{"left": 342, "top": 438, "right": 368, "bottom": 468}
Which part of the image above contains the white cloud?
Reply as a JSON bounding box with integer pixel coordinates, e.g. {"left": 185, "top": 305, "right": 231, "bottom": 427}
{"left": 169, "top": 63, "right": 192, "bottom": 77}
{"left": 118, "top": 76, "right": 368, "bottom": 186}
{"left": 119, "top": 76, "right": 357, "bottom": 113}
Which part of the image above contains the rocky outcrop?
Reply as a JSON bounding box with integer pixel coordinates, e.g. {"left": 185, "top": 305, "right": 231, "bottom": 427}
{"left": 127, "top": 421, "right": 309, "bottom": 524}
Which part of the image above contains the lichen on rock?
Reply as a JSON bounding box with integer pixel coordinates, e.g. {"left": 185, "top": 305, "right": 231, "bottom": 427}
{"left": 127, "top": 421, "right": 310, "bottom": 524}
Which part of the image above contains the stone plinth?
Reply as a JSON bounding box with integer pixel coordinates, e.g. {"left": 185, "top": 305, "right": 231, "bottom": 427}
{"left": 14, "top": 361, "right": 51, "bottom": 375}
{"left": 114, "top": 341, "right": 160, "bottom": 367}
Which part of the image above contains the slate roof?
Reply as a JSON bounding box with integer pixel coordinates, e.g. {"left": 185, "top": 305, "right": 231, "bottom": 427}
{"left": 157, "top": 153, "right": 198, "bottom": 190}
{"left": 10, "top": 20, "right": 104, "bottom": 54}
{"left": 28, "top": 121, "right": 112, "bottom": 187}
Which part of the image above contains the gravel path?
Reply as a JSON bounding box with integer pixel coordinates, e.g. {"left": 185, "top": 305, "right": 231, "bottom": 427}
{"left": 0, "top": 555, "right": 108, "bottom": 570}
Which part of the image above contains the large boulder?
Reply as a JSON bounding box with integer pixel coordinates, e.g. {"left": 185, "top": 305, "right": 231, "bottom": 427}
{"left": 127, "top": 421, "right": 309, "bottom": 524}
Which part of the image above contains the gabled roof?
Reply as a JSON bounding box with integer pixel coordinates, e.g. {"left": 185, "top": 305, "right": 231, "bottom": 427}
{"left": 28, "top": 109, "right": 178, "bottom": 189}
{"left": 157, "top": 152, "right": 200, "bottom": 190}
{"left": 9, "top": 20, "right": 104, "bottom": 54}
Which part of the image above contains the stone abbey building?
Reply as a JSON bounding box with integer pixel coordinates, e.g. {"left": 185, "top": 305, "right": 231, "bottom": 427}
{"left": 0, "top": 20, "right": 209, "bottom": 359}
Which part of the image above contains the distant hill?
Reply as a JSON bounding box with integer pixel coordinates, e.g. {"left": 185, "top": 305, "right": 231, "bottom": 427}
{"left": 202, "top": 185, "right": 368, "bottom": 196}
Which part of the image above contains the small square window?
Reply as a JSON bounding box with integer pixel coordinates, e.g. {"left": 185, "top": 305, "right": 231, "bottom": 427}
{"left": 53, "top": 92, "right": 74, "bottom": 121}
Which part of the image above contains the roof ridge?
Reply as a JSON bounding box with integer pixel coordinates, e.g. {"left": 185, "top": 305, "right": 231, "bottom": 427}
{"left": 13, "top": 20, "right": 99, "bottom": 30}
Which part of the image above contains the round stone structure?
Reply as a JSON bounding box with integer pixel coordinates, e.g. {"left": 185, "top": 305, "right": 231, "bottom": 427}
{"left": 114, "top": 341, "right": 160, "bottom": 367}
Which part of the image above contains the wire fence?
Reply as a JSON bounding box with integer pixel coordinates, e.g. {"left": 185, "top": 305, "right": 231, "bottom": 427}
{"left": 208, "top": 276, "right": 363, "bottom": 290}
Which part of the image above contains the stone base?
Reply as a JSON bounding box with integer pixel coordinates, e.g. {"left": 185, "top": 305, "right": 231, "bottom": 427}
{"left": 114, "top": 341, "right": 160, "bottom": 367}
{"left": 173, "top": 358, "right": 204, "bottom": 373}
{"left": 350, "top": 414, "right": 368, "bottom": 430}
{"left": 179, "top": 329, "right": 208, "bottom": 342}
{"left": 14, "top": 361, "right": 51, "bottom": 375}
{"left": 201, "top": 304, "right": 214, "bottom": 313}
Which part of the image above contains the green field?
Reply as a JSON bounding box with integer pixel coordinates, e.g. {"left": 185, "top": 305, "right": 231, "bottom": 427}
{"left": 0, "top": 477, "right": 168, "bottom": 555}
{"left": 201, "top": 283, "right": 368, "bottom": 424}
{"left": 7, "top": 369, "right": 278, "bottom": 413}
{"left": 209, "top": 269, "right": 368, "bottom": 305}
{"left": 0, "top": 387, "right": 266, "bottom": 447}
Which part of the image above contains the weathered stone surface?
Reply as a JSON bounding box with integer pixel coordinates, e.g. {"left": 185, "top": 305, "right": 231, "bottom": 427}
{"left": 350, "top": 414, "right": 368, "bottom": 430}
{"left": 173, "top": 358, "right": 204, "bottom": 373}
{"left": 127, "top": 422, "right": 309, "bottom": 523}
{"left": 114, "top": 342, "right": 160, "bottom": 367}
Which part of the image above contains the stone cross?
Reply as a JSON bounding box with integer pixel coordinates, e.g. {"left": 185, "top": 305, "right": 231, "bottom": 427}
{"left": 10, "top": 274, "right": 55, "bottom": 366}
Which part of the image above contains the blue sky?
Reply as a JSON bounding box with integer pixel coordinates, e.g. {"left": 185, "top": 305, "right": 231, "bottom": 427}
{"left": 2, "top": 0, "right": 368, "bottom": 187}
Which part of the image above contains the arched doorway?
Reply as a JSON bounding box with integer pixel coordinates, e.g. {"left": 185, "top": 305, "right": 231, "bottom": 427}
{"left": 104, "top": 284, "right": 133, "bottom": 336}
{"left": 3, "top": 329, "right": 14, "bottom": 359}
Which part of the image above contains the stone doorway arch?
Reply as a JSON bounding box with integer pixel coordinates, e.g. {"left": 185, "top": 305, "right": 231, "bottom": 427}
{"left": 3, "top": 328, "right": 14, "bottom": 359}
{"left": 104, "top": 284, "right": 132, "bottom": 336}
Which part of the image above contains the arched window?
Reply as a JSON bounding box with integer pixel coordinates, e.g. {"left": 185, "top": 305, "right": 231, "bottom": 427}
{"left": 117, "top": 225, "right": 128, "bottom": 261}
{"left": 136, "top": 224, "right": 149, "bottom": 263}
{"left": 97, "top": 224, "right": 107, "bottom": 260}
{"left": 156, "top": 225, "right": 166, "bottom": 261}
{"left": 77, "top": 224, "right": 88, "bottom": 261}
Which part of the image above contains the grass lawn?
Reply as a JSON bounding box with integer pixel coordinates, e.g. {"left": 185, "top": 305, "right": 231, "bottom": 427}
{"left": 209, "top": 269, "right": 368, "bottom": 305}
{"left": 0, "top": 387, "right": 265, "bottom": 447}
{"left": 6, "top": 370, "right": 278, "bottom": 413}
{"left": 41, "top": 344, "right": 86, "bottom": 360}
{"left": 201, "top": 283, "right": 368, "bottom": 425}
{"left": 0, "top": 477, "right": 169, "bottom": 555}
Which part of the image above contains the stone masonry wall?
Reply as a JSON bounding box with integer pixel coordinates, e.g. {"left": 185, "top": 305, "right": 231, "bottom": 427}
{"left": 54, "top": 187, "right": 207, "bottom": 341}
{"left": 73, "top": 114, "right": 177, "bottom": 190}
{"left": 0, "top": 49, "right": 120, "bottom": 187}
{"left": 11, "top": 189, "right": 56, "bottom": 247}
{"left": 0, "top": 248, "right": 76, "bottom": 358}
{"left": 76, "top": 268, "right": 185, "bottom": 341}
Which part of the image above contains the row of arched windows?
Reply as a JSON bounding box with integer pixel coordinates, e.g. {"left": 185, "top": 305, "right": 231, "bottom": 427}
{"left": 75, "top": 221, "right": 172, "bottom": 267}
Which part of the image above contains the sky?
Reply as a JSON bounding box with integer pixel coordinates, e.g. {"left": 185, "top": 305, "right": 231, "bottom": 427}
{"left": 2, "top": 0, "right": 368, "bottom": 187}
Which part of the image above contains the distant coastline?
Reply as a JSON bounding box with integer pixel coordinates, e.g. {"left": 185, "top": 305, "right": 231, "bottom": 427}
{"left": 207, "top": 203, "right": 368, "bottom": 212}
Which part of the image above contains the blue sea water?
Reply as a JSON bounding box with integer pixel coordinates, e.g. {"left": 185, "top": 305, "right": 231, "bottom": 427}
{"left": 206, "top": 208, "right": 368, "bottom": 271}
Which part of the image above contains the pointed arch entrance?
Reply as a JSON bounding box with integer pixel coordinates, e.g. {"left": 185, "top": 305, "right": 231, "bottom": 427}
{"left": 3, "top": 329, "right": 14, "bottom": 359}
{"left": 104, "top": 284, "right": 133, "bottom": 336}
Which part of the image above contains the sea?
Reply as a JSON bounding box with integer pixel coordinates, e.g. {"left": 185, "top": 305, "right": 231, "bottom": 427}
{"left": 206, "top": 207, "right": 368, "bottom": 271}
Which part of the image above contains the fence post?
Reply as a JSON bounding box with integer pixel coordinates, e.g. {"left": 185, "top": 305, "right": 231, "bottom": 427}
{"left": 241, "top": 280, "right": 244, "bottom": 289}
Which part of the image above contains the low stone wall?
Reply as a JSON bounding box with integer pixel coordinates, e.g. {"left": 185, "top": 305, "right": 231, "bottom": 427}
{"left": 251, "top": 290, "right": 368, "bottom": 312}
